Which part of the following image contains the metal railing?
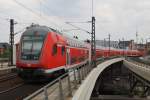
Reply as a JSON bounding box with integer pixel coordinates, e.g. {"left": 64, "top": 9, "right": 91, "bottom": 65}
{"left": 24, "top": 61, "right": 93, "bottom": 100}
{"left": 24, "top": 57, "right": 122, "bottom": 100}
{"left": 124, "top": 58, "right": 150, "bottom": 87}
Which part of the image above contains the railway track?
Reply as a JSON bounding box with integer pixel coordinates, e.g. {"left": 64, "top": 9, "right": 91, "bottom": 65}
{"left": 129, "top": 57, "right": 150, "bottom": 66}
{"left": 0, "top": 73, "right": 17, "bottom": 82}
{"left": 0, "top": 58, "right": 116, "bottom": 100}
{"left": 0, "top": 72, "right": 23, "bottom": 93}
{"left": 0, "top": 68, "right": 16, "bottom": 77}
{"left": 0, "top": 70, "right": 49, "bottom": 100}
{"left": 0, "top": 82, "right": 48, "bottom": 100}
{"left": 0, "top": 83, "right": 24, "bottom": 94}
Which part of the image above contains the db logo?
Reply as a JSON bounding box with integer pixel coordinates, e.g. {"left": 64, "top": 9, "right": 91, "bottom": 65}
{"left": 27, "top": 64, "right": 31, "bottom": 67}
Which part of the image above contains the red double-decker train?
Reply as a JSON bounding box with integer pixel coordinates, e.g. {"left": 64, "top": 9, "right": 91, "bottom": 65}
{"left": 16, "top": 25, "right": 143, "bottom": 80}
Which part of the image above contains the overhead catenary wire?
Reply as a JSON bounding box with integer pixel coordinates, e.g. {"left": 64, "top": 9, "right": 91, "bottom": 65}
{"left": 1, "top": 0, "right": 92, "bottom": 41}
{"left": 92, "top": 0, "right": 94, "bottom": 17}
{"left": 66, "top": 22, "right": 91, "bottom": 34}
{"left": 37, "top": 0, "right": 70, "bottom": 31}
{"left": 0, "top": 12, "right": 38, "bottom": 26}
{"left": 13, "top": 0, "right": 43, "bottom": 19}
{"left": 65, "top": 21, "right": 91, "bottom": 23}
{"left": 38, "top": 0, "right": 92, "bottom": 32}
{"left": 38, "top": 0, "right": 57, "bottom": 16}
{"left": 14, "top": 27, "right": 26, "bottom": 35}
{"left": 12, "top": 0, "right": 63, "bottom": 29}
{"left": 0, "top": 12, "right": 21, "bottom": 21}
{"left": 13, "top": 0, "right": 91, "bottom": 36}
{"left": 0, "top": 16, "right": 10, "bottom": 22}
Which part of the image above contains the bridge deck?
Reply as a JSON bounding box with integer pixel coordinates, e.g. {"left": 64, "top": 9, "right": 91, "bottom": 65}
{"left": 91, "top": 95, "right": 148, "bottom": 100}
{"left": 73, "top": 58, "right": 150, "bottom": 100}
{"left": 72, "top": 58, "right": 124, "bottom": 100}
{"left": 24, "top": 57, "right": 150, "bottom": 100}
{"left": 124, "top": 60, "right": 150, "bottom": 83}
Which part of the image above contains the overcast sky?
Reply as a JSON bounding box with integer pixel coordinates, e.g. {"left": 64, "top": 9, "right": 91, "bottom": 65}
{"left": 0, "top": 0, "right": 150, "bottom": 43}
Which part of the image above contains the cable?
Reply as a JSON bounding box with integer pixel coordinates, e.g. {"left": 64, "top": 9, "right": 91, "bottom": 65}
{"left": 38, "top": 0, "right": 57, "bottom": 16}
{"left": 66, "top": 22, "right": 91, "bottom": 34}
{"left": 92, "top": 0, "right": 94, "bottom": 17}
{"left": 13, "top": 0, "right": 92, "bottom": 37}
{"left": 13, "top": 0, "right": 62, "bottom": 29}
{"left": 14, "top": 27, "right": 26, "bottom": 35}
{"left": 13, "top": 0, "right": 42, "bottom": 19}
{"left": 61, "top": 29, "right": 81, "bottom": 32}
{"left": 0, "top": 16, "right": 9, "bottom": 22}
{"left": 38, "top": 0, "right": 68, "bottom": 30}
{"left": 65, "top": 21, "right": 91, "bottom": 23}
{"left": 29, "top": 0, "right": 91, "bottom": 33}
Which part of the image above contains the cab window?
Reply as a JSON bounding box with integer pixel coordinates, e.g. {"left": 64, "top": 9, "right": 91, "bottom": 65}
{"left": 52, "top": 44, "right": 57, "bottom": 55}
{"left": 61, "top": 46, "right": 65, "bottom": 55}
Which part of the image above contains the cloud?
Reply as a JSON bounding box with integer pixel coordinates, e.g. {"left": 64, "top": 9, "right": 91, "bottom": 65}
{"left": 0, "top": 0, "right": 150, "bottom": 43}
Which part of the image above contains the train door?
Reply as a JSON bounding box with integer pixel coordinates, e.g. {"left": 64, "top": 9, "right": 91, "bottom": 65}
{"left": 66, "top": 48, "right": 70, "bottom": 66}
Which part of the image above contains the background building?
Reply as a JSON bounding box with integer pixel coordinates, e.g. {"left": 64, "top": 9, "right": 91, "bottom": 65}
{"left": 96, "top": 40, "right": 136, "bottom": 49}
{"left": 96, "top": 40, "right": 119, "bottom": 48}
{"left": 118, "top": 40, "right": 136, "bottom": 50}
{"left": 0, "top": 43, "right": 10, "bottom": 55}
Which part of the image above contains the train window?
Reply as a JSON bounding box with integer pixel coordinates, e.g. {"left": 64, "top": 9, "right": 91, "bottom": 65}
{"left": 61, "top": 46, "right": 65, "bottom": 55}
{"left": 52, "top": 44, "right": 57, "bottom": 56}
{"left": 21, "top": 35, "right": 45, "bottom": 60}
{"left": 71, "top": 57, "right": 76, "bottom": 64}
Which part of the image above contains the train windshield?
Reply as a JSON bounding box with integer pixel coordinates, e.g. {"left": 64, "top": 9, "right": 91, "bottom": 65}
{"left": 21, "top": 35, "right": 45, "bottom": 60}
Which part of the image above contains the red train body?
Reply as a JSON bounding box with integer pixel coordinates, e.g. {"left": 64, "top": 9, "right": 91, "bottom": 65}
{"left": 16, "top": 25, "right": 143, "bottom": 80}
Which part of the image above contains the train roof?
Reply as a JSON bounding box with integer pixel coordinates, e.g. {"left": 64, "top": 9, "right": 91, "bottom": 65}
{"left": 23, "top": 25, "right": 141, "bottom": 51}
{"left": 96, "top": 45, "right": 140, "bottom": 52}
{"left": 23, "top": 24, "right": 62, "bottom": 36}
{"left": 22, "top": 24, "right": 90, "bottom": 48}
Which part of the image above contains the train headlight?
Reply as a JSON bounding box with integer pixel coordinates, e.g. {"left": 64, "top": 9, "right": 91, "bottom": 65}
{"left": 27, "top": 64, "right": 31, "bottom": 67}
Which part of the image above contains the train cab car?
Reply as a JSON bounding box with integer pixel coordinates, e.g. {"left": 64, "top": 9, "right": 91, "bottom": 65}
{"left": 16, "top": 25, "right": 89, "bottom": 80}
{"left": 16, "top": 25, "right": 65, "bottom": 79}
